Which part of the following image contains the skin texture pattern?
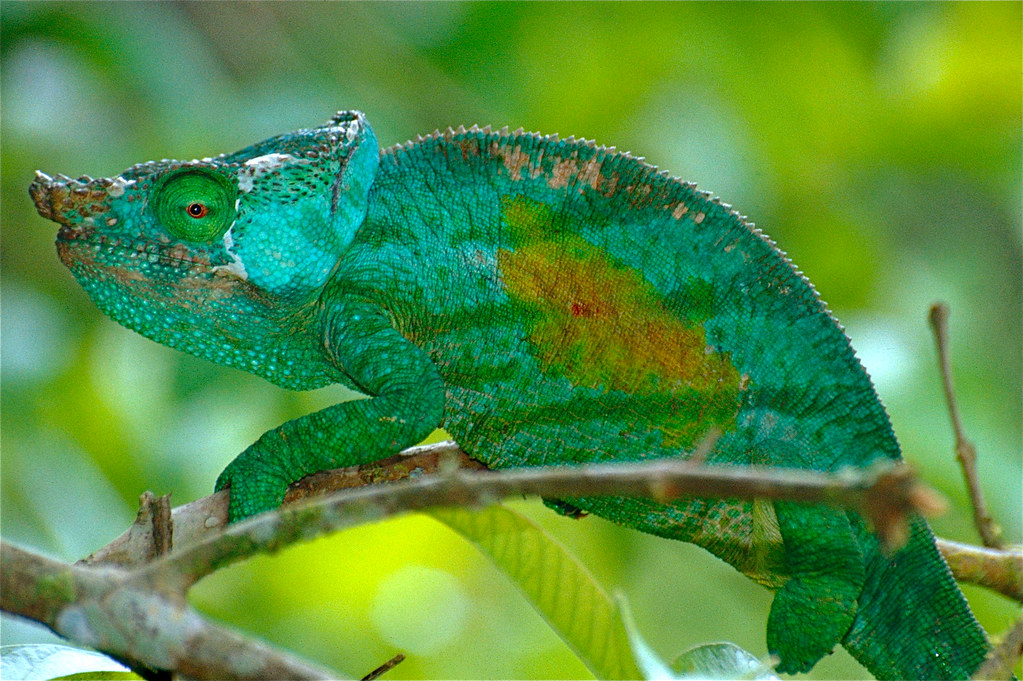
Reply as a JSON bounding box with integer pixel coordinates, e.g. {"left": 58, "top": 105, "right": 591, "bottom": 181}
{"left": 31, "top": 111, "right": 991, "bottom": 679}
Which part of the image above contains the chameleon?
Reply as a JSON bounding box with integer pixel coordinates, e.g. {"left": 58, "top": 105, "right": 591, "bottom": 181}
{"left": 31, "top": 111, "right": 991, "bottom": 679}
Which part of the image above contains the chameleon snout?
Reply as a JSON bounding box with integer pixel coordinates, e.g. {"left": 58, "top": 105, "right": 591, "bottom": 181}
{"left": 30, "top": 170, "right": 118, "bottom": 228}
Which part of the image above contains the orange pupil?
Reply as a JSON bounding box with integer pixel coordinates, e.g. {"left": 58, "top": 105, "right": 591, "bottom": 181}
{"left": 186, "top": 203, "right": 208, "bottom": 218}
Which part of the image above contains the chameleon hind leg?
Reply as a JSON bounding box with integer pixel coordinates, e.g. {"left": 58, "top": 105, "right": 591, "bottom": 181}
{"left": 753, "top": 439, "right": 866, "bottom": 674}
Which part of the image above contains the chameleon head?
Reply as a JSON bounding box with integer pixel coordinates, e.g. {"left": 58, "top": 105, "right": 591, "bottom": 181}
{"left": 30, "top": 111, "right": 379, "bottom": 387}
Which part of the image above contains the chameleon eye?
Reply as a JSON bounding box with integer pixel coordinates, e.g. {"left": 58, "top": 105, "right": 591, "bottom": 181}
{"left": 153, "top": 169, "right": 236, "bottom": 241}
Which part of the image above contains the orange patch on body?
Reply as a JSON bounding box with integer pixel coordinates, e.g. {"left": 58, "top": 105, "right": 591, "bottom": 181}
{"left": 497, "top": 195, "right": 744, "bottom": 446}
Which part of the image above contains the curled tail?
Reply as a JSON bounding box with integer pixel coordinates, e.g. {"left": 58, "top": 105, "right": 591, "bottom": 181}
{"left": 843, "top": 515, "right": 990, "bottom": 680}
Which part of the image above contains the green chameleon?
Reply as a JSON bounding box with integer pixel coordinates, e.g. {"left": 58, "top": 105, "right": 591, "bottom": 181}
{"left": 31, "top": 111, "right": 990, "bottom": 679}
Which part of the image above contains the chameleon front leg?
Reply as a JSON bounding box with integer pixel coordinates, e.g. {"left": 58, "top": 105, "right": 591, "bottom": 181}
{"left": 753, "top": 440, "right": 866, "bottom": 674}
{"left": 215, "top": 299, "right": 446, "bottom": 521}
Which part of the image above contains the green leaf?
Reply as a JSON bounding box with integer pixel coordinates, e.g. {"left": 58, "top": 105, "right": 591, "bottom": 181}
{"left": 615, "top": 594, "right": 676, "bottom": 680}
{"left": 616, "top": 595, "right": 777, "bottom": 681}
{"left": 430, "top": 506, "right": 642, "bottom": 680}
{"left": 0, "top": 644, "right": 138, "bottom": 681}
{"left": 672, "top": 642, "right": 778, "bottom": 680}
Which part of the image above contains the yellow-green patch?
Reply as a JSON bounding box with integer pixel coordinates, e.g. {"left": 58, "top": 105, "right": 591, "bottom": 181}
{"left": 497, "top": 195, "right": 744, "bottom": 447}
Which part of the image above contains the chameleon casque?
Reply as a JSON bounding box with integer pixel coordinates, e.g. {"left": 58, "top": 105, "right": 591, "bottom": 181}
{"left": 31, "top": 111, "right": 991, "bottom": 679}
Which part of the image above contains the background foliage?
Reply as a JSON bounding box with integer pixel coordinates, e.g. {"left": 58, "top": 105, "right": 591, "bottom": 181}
{"left": 2, "top": 3, "right": 1020, "bottom": 679}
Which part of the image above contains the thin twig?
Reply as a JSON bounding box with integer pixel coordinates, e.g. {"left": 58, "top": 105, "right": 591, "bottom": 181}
{"left": 361, "top": 653, "right": 405, "bottom": 681}
{"left": 133, "top": 444, "right": 932, "bottom": 590}
{"left": 928, "top": 303, "right": 1003, "bottom": 548}
{"left": 973, "top": 612, "right": 1023, "bottom": 680}
{"left": 83, "top": 441, "right": 1009, "bottom": 599}
{"left": 936, "top": 537, "right": 1023, "bottom": 602}
{"left": 151, "top": 493, "right": 174, "bottom": 557}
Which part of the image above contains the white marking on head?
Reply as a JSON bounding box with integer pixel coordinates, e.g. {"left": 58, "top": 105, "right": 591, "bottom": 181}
{"left": 237, "top": 153, "right": 303, "bottom": 193}
{"left": 214, "top": 226, "right": 249, "bottom": 280}
{"left": 344, "top": 120, "right": 359, "bottom": 143}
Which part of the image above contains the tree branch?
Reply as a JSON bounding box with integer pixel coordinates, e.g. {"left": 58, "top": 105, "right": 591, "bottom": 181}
{"left": 0, "top": 541, "right": 336, "bottom": 680}
{"left": 96, "top": 441, "right": 937, "bottom": 591}
{"left": 6, "top": 440, "right": 1012, "bottom": 679}
{"left": 929, "top": 302, "right": 1004, "bottom": 548}
{"left": 82, "top": 442, "right": 477, "bottom": 568}
{"left": 81, "top": 442, "right": 1016, "bottom": 601}
{"left": 936, "top": 537, "right": 1023, "bottom": 603}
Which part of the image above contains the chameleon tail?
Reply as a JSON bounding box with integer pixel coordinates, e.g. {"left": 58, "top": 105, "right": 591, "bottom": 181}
{"left": 843, "top": 515, "right": 990, "bottom": 680}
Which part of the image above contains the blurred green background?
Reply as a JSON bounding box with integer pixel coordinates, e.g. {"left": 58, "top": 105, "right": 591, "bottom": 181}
{"left": 1, "top": 3, "right": 1020, "bottom": 679}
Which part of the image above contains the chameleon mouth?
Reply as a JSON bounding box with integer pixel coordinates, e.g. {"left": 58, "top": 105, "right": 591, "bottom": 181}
{"left": 55, "top": 227, "right": 215, "bottom": 273}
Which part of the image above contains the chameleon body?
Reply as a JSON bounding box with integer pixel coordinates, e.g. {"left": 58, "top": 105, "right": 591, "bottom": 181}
{"left": 32, "top": 111, "right": 990, "bottom": 679}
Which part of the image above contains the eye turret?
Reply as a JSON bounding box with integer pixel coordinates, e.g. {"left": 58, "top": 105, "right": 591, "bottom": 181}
{"left": 152, "top": 168, "right": 237, "bottom": 241}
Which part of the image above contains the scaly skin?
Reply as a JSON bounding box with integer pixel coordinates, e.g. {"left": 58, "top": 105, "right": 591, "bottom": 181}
{"left": 31, "top": 111, "right": 990, "bottom": 679}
